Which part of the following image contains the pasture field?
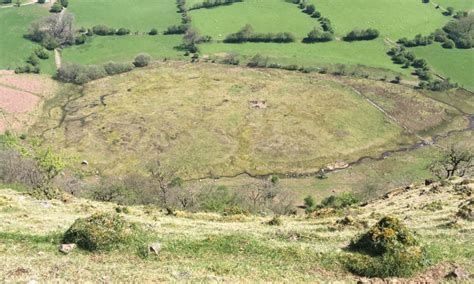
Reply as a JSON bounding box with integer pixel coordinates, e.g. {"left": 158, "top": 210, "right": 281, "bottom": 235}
{"left": 432, "top": 0, "right": 474, "bottom": 11}
{"left": 200, "top": 39, "right": 411, "bottom": 78}
{"left": 412, "top": 44, "right": 474, "bottom": 91}
{"left": 61, "top": 35, "right": 185, "bottom": 65}
{"left": 68, "top": 0, "right": 181, "bottom": 32}
{"left": 0, "top": 4, "right": 49, "bottom": 69}
{"left": 189, "top": 0, "right": 316, "bottom": 40}
{"left": 307, "top": 0, "right": 449, "bottom": 39}
{"left": 31, "top": 63, "right": 468, "bottom": 181}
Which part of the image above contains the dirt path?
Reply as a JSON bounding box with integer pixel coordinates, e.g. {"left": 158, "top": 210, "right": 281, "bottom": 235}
{"left": 54, "top": 48, "right": 61, "bottom": 69}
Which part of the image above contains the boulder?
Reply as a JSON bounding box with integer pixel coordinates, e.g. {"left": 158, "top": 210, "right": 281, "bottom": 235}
{"left": 59, "top": 243, "right": 76, "bottom": 254}
{"left": 148, "top": 242, "right": 161, "bottom": 255}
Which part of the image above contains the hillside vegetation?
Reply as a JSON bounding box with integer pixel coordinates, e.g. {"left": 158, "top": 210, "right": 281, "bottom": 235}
{"left": 0, "top": 177, "right": 472, "bottom": 282}
{"left": 31, "top": 62, "right": 469, "bottom": 179}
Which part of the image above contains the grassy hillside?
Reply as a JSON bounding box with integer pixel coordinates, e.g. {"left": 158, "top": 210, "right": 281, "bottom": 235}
{"left": 412, "top": 44, "right": 474, "bottom": 91}
{"left": 0, "top": 177, "right": 472, "bottom": 282}
{"left": 308, "top": 0, "right": 449, "bottom": 39}
{"left": 31, "top": 62, "right": 469, "bottom": 179}
{"left": 0, "top": 4, "right": 49, "bottom": 69}
{"left": 68, "top": 0, "right": 181, "bottom": 32}
{"left": 61, "top": 35, "right": 185, "bottom": 65}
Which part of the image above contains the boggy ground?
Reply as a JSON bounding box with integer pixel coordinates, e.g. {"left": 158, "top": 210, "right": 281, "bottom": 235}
{"left": 30, "top": 62, "right": 470, "bottom": 180}
{"left": 0, "top": 177, "right": 472, "bottom": 282}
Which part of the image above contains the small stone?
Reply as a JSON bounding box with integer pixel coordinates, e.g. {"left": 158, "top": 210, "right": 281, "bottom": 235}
{"left": 59, "top": 243, "right": 76, "bottom": 254}
{"left": 450, "top": 267, "right": 470, "bottom": 279}
{"left": 27, "top": 280, "right": 38, "bottom": 284}
{"left": 81, "top": 160, "right": 89, "bottom": 166}
{"left": 148, "top": 242, "right": 161, "bottom": 255}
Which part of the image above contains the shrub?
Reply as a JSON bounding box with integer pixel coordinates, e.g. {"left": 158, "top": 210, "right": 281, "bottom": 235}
{"left": 148, "top": 28, "right": 158, "bottom": 35}
{"left": 164, "top": 24, "right": 188, "bottom": 35}
{"left": 445, "top": 7, "right": 454, "bottom": 16}
{"left": 442, "top": 39, "right": 455, "bottom": 48}
{"left": 75, "top": 34, "right": 86, "bottom": 45}
{"left": 62, "top": 213, "right": 139, "bottom": 251}
{"left": 92, "top": 25, "right": 115, "bottom": 36}
{"left": 60, "top": 0, "right": 68, "bottom": 7}
{"left": 224, "top": 25, "right": 295, "bottom": 43}
{"left": 115, "top": 28, "right": 130, "bottom": 36}
{"left": 345, "top": 216, "right": 429, "bottom": 278}
{"left": 456, "top": 199, "right": 473, "bottom": 220}
{"left": 320, "top": 192, "right": 358, "bottom": 209}
{"left": 27, "top": 54, "right": 40, "bottom": 66}
{"left": 37, "top": 0, "right": 46, "bottom": 3}
{"left": 56, "top": 63, "right": 107, "bottom": 84}
{"left": 34, "top": 47, "right": 49, "bottom": 59}
{"left": 103, "top": 61, "right": 134, "bottom": 75}
{"left": 304, "top": 195, "right": 316, "bottom": 213}
{"left": 302, "top": 27, "right": 333, "bottom": 43}
{"left": 221, "top": 53, "right": 239, "bottom": 65}
{"left": 49, "top": 2, "right": 62, "bottom": 12}
{"left": 266, "top": 215, "right": 282, "bottom": 226}
{"left": 30, "top": 182, "right": 63, "bottom": 200}
{"left": 344, "top": 28, "right": 379, "bottom": 41}
{"left": 247, "top": 54, "right": 269, "bottom": 67}
{"left": 133, "top": 53, "right": 152, "bottom": 67}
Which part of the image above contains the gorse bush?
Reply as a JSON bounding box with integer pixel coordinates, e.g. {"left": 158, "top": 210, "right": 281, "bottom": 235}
{"left": 103, "top": 61, "right": 134, "bottom": 75}
{"left": 62, "top": 213, "right": 140, "bottom": 251}
{"left": 345, "top": 216, "right": 429, "bottom": 277}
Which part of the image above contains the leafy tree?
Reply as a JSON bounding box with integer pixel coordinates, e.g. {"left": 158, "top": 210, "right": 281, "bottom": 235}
{"left": 430, "top": 147, "right": 473, "bottom": 178}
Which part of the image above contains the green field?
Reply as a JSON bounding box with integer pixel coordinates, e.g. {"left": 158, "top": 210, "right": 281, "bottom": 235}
{"left": 189, "top": 0, "right": 317, "bottom": 40}
{"left": 412, "top": 44, "right": 474, "bottom": 91}
{"left": 0, "top": 4, "right": 49, "bottom": 69}
{"left": 309, "top": 0, "right": 449, "bottom": 39}
{"left": 433, "top": 0, "right": 474, "bottom": 11}
{"left": 61, "top": 35, "right": 184, "bottom": 65}
{"left": 200, "top": 39, "right": 411, "bottom": 77}
{"left": 68, "top": 0, "right": 181, "bottom": 32}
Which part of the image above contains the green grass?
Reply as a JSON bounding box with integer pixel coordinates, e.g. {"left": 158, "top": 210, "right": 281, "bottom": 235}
{"left": 68, "top": 0, "right": 181, "bottom": 32}
{"left": 0, "top": 4, "right": 49, "bottom": 69}
{"left": 189, "top": 0, "right": 317, "bottom": 40}
{"left": 200, "top": 39, "right": 412, "bottom": 77}
{"left": 33, "top": 62, "right": 417, "bottom": 179}
{"left": 61, "top": 35, "right": 185, "bottom": 65}
{"left": 308, "top": 0, "right": 450, "bottom": 39}
{"left": 411, "top": 44, "right": 474, "bottom": 91}
{"left": 432, "top": 0, "right": 474, "bottom": 11}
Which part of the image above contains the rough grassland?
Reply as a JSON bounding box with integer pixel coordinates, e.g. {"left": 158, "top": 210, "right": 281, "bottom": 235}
{"left": 189, "top": 0, "right": 316, "bottom": 40}
{"left": 309, "top": 0, "right": 449, "bottom": 39}
{"left": 68, "top": 0, "right": 181, "bottom": 32}
{"left": 31, "top": 63, "right": 467, "bottom": 180}
{"left": 0, "top": 178, "right": 472, "bottom": 282}
{"left": 412, "top": 44, "right": 474, "bottom": 91}
{"left": 0, "top": 5, "right": 49, "bottom": 69}
{"left": 61, "top": 35, "right": 185, "bottom": 65}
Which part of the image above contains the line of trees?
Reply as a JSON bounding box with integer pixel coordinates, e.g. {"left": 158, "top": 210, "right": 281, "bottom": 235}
{"left": 343, "top": 28, "right": 379, "bottom": 41}
{"left": 56, "top": 54, "right": 150, "bottom": 84}
{"left": 189, "top": 0, "right": 243, "bottom": 10}
{"left": 224, "top": 24, "right": 295, "bottom": 43}
{"left": 92, "top": 25, "right": 131, "bottom": 36}
{"left": 293, "top": 0, "right": 334, "bottom": 33}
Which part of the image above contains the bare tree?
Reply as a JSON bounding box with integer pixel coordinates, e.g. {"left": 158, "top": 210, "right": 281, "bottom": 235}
{"left": 147, "top": 159, "right": 177, "bottom": 207}
{"left": 430, "top": 147, "right": 473, "bottom": 179}
{"left": 173, "top": 183, "right": 200, "bottom": 210}
{"left": 0, "top": 149, "right": 44, "bottom": 188}
{"left": 27, "top": 11, "right": 75, "bottom": 46}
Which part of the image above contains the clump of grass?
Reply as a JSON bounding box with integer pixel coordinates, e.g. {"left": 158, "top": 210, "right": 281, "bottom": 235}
{"left": 422, "top": 200, "right": 444, "bottom": 211}
{"left": 344, "top": 215, "right": 430, "bottom": 277}
{"left": 266, "top": 216, "right": 283, "bottom": 226}
{"left": 62, "top": 212, "right": 142, "bottom": 251}
{"left": 115, "top": 206, "right": 130, "bottom": 214}
{"left": 456, "top": 200, "right": 473, "bottom": 221}
{"left": 29, "top": 183, "right": 64, "bottom": 200}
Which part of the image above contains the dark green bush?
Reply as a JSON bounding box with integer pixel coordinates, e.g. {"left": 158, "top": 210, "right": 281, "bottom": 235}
{"left": 320, "top": 192, "right": 358, "bottom": 209}
{"left": 103, "top": 61, "right": 134, "bottom": 75}
{"left": 302, "top": 27, "right": 333, "bottom": 43}
{"left": 344, "top": 28, "right": 379, "bottom": 41}
{"left": 148, "top": 28, "right": 158, "bottom": 35}
{"left": 133, "top": 53, "right": 152, "bottom": 67}
{"left": 62, "top": 213, "right": 139, "bottom": 251}
{"left": 60, "top": 0, "right": 68, "bottom": 7}
{"left": 34, "top": 47, "right": 49, "bottom": 59}
{"left": 92, "top": 25, "right": 115, "bottom": 36}
{"left": 115, "top": 28, "right": 130, "bottom": 36}
{"left": 266, "top": 216, "right": 282, "bottom": 226}
{"left": 49, "top": 2, "right": 62, "bottom": 12}
{"left": 75, "top": 34, "right": 86, "bottom": 45}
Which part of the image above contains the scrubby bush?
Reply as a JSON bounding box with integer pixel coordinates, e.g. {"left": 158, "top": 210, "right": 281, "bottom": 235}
{"left": 398, "top": 34, "right": 434, "bottom": 47}
{"left": 49, "top": 2, "right": 62, "bottom": 12}
{"left": 266, "top": 215, "right": 282, "bottom": 226}
{"left": 319, "top": 17, "right": 333, "bottom": 33}
{"left": 321, "top": 192, "right": 358, "bottom": 209}
{"left": 92, "top": 25, "right": 115, "bottom": 36}
{"left": 224, "top": 24, "right": 295, "bottom": 43}
{"left": 103, "top": 61, "right": 134, "bottom": 75}
{"left": 344, "top": 28, "right": 379, "bottom": 41}
{"left": 345, "top": 216, "right": 429, "bottom": 277}
{"left": 60, "top": 0, "right": 68, "bottom": 7}
{"left": 75, "top": 34, "right": 86, "bottom": 45}
{"left": 62, "top": 213, "right": 140, "bottom": 251}
{"left": 30, "top": 182, "right": 64, "bottom": 200}
{"left": 148, "top": 28, "right": 158, "bottom": 35}
{"left": 133, "top": 53, "right": 152, "bottom": 67}
{"left": 164, "top": 24, "right": 188, "bottom": 35}
{"left": 221, "top": 53, "right": 240, "bottom": 65}
{"left": 56, "top": 63, "right": 108, "bottom": 84}
{"left": 115, "top": 28, "right": 130, "bottom": 36}
{"left": 302, "top": 27, "right": 333, "bottom": 43}
{"left": 27, "top": 54, "right": 40, "bottom": 66}
{"left": 247, "top": 54, "right": 268, "bottom": 67}
{"left": 34, "top": 47, "right": 49, "bottom": 59}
